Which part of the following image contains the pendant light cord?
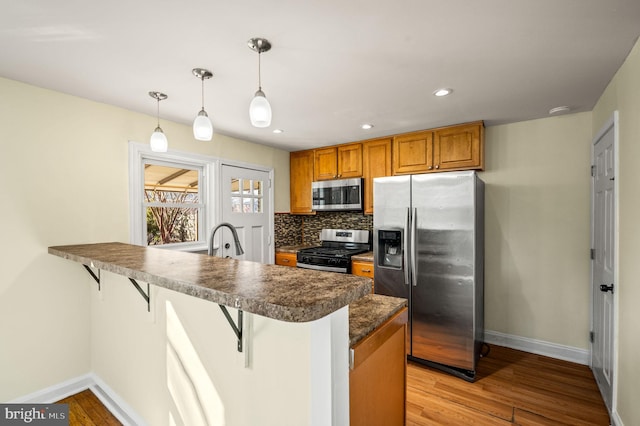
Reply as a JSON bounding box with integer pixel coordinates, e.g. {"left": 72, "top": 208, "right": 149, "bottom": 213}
{"left": 201, "top": 77, "right": 205, "bottom": 110}
{"left": 258, "top": 51, "right": 262, "bottom": 91}
{"left": 156, "top": 98, "right": 160, "bottom": 128}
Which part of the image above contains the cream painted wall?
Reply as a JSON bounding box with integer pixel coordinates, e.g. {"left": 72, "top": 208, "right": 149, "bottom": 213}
{"left": 482, "top": 112, "right": 593, "bottom": 349}
{"left": 592, "top": 38, "right": 640, "bottom": 426}
{"left": 0, "top": 76, "right": 290, "bottom": 402}
{"left": 88, "top": 271, "right": 330, "bottom": 425}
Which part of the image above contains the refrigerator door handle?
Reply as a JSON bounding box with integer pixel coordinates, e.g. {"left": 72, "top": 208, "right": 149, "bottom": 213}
{"left": 411, "top": 207, "right": 417, "bottom": 287}
{"left": 404, "top": 207, "right": 410, "bottom": 286}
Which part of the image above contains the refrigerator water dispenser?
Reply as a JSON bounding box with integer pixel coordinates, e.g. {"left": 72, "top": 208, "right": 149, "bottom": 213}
{"left": 377, "top": 229, "right": 403, "bottom": 268}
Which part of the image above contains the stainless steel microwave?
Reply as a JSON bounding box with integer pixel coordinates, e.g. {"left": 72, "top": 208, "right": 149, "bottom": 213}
{"left": 312, "top": 178, "right": 363, "bottom": 211}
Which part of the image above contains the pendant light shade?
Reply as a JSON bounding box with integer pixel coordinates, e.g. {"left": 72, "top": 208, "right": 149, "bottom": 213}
{"left": 249, "top": 89, "right": 272, "bottom": 128}
{"left": 149, "top": 91, "right": 168, "bottom": 152}
{"left": 248, "top": 38, "right": 272, "bottom": 128}
{"left": 193, "top": 111, "right": 213, "bottom": 140}
{"left": 192, "top": 68, "right": 214, "bottom": 141}
{"left": 150, "top": 127, "right": 168, "bottom": 152}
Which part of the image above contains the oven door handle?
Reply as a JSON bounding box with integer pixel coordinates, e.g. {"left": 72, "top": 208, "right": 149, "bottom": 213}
{"left": 296, "top": 263, "right": 348, "bottom": 274}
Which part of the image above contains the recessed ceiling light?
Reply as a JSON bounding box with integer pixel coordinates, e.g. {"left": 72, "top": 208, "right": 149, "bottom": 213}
{"left": 273, "top": 129, "right": 284, "bottom": 134}
{"left": 361, "top": 123, "right": 374, "bottom": 130}
{"left": 433, "top": 88, "right": 453, "bottom": 97}
{"left": 549, "top": 106, "right": 571, "bottom": 115}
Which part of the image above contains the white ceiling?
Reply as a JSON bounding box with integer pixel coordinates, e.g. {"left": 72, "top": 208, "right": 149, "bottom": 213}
{"left": 1, "top": 0, "right": 639, "bottom": 152}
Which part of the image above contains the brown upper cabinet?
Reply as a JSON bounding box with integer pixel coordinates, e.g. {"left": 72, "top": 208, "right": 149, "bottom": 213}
{"left": 362, "top": 138, "right": 392, "bottom": 215}
{"left": 433, "top": 122, "right": 484, "bottom": 172}
{"left": 289, "top": 121, "right": 483, "bottom": 214}
{"left": 290, "top": 150, "right": 316, "bottom": 215}
{"left": 314, "top": 143, "right": 363, "bottom": 181}
{"left": 392, "top": 121, "right": 484, "bottom": 175}
{"left": 392, "top": 131, "right": 434, "bottom": 175}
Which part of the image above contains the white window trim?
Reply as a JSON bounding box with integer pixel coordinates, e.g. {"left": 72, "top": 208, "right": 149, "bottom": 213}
{"left": 128, "top": 142, "right": 218, "bottom": 251}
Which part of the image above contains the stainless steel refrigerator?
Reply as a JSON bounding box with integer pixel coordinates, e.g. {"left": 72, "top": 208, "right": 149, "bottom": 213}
{"left": 373, "top": 171, "right": 484, "bottom": 381}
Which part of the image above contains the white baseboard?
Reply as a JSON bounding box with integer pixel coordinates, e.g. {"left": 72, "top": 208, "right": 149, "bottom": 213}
{"left": 8, "top": 374, "right": 94, "bottom": 404}
{"left": 8, "top": 373, "right": 145, "bottom": 426}
{"left": 484, "top": 330, "right": 590, "bottom": 365}
{"left": 611, "top": 410, "right": 623, "bottom": 426}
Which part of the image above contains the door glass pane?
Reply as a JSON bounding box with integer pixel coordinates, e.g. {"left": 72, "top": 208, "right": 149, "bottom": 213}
{"left": 253, "top": 180, "right": 262, "bottom": 195}
{"left": 231, "top": 197, "right": 242, "bottom": 212}
{"left": 228, "top": 177, "right": 265, "bottom": 214}
{"left": 242, "top": 179, "right": 252, "bottom": 195}
{"left": 231, "top": 178, "right": 241, "bottom": 195}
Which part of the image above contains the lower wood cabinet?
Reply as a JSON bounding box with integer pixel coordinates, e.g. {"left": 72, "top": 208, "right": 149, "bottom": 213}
{"left": 351, "top": 260, "right": 374, "bottom": 293}
{"left": 275, "top": 252, "right": 297, "bottom": 267}
{"left": 350, "top": 308, "right": 408, "bottom": 426}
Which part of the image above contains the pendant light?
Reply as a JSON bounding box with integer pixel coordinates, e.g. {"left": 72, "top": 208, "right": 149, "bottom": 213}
{"left": 192, "top": 68, "right": 214, "bottom": 141}
{"left": 248, "top": 37, "right": 272, "bottom": 128}
{"left": 149, "top": 91, "right": 168, "bottom": 152}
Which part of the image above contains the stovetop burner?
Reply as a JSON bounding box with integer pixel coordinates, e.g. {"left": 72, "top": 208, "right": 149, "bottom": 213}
{"left": 298, "top": 246, "right": 369, "bottom": 258}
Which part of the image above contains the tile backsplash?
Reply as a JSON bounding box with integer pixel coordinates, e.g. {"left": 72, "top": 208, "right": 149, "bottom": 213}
{"left": 275, "top": 212, "right": 373, "bottom": 247}
{"left": 274, "top": 213, "right": 304, "bottom": 247}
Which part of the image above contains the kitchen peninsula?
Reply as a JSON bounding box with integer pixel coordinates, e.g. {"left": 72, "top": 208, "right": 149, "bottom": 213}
{"left": 48, "top": 242, "right": 406, "bottom": 426}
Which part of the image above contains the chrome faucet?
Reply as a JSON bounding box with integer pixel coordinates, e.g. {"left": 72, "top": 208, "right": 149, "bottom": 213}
{"left": 208, "top": 222, "right": 245, "bottom": 256}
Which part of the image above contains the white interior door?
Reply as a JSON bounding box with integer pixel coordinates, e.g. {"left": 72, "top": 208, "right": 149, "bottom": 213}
{"left": 220, "top": 165, "right": 271, "bottom": 263}
{"left": 591, "top": 116, "right": 616, "bottom": 413}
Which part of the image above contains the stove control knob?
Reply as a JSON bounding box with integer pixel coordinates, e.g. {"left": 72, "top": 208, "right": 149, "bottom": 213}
{"left": 301, "top": 256, "right": 310, "bottom": 263}
{"left": 328, "top": 258, "right": 339, "bottom": 266}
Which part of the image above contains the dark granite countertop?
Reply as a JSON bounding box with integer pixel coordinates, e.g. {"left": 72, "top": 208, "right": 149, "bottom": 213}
{"left": 351, "top": 251, "right": 374, "bottom": 262}
{"left": 49, "top": 242, "right": 371, "bottom": 323}
{"left": 349, "top": 294, "right": 407, "bottom": 347}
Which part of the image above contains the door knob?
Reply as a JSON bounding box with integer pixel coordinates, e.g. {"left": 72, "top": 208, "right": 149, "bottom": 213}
{"left": 224, "top": 242, "right": 231, "bottom": 249}
{"left": 600, "top": 284, "right": 614, "bottom": 293}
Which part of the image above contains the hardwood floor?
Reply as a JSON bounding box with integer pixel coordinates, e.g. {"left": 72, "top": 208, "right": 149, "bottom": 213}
{"left": 57, "top": 389, "right": 121, "bottom": 426}
{"left": 407, "top": 345, "right": 611, "bottom": 425}
{"left": 57, "top": 345, "right": 609, "bottom": 425}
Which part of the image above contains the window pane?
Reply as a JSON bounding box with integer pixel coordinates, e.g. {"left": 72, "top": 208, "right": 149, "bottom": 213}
{"left": 254, "top": 198, "right": 262, "bottom": 213}
{"left": 145, "top": 165, "right": 199, "bottom": 194}
{"left": 143, "top": 162, "right": 203, "bottom": 246}
{"left": 146, "top": 207, "right": 199, "bottom": 245}
{"left": 145, "top": 190, "right": 199, "bottom": 204}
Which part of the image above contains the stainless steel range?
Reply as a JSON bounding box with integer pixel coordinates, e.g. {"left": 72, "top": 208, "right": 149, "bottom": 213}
{"left": 296, "top": 229, "right": 371, "bottom": 273}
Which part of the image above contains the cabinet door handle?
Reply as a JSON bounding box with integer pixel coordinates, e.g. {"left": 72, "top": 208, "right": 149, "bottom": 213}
{"left": 282, "top": 259, "right": 290, "bottom": 263}
{"left": 361, "top": 269, "right": 371, "bottom": 273}
{"left": 428, "top": 166, "right": 433, "bottom": 170}
{"left": 435, "top": 164, "right": 439, "bottom": 169}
